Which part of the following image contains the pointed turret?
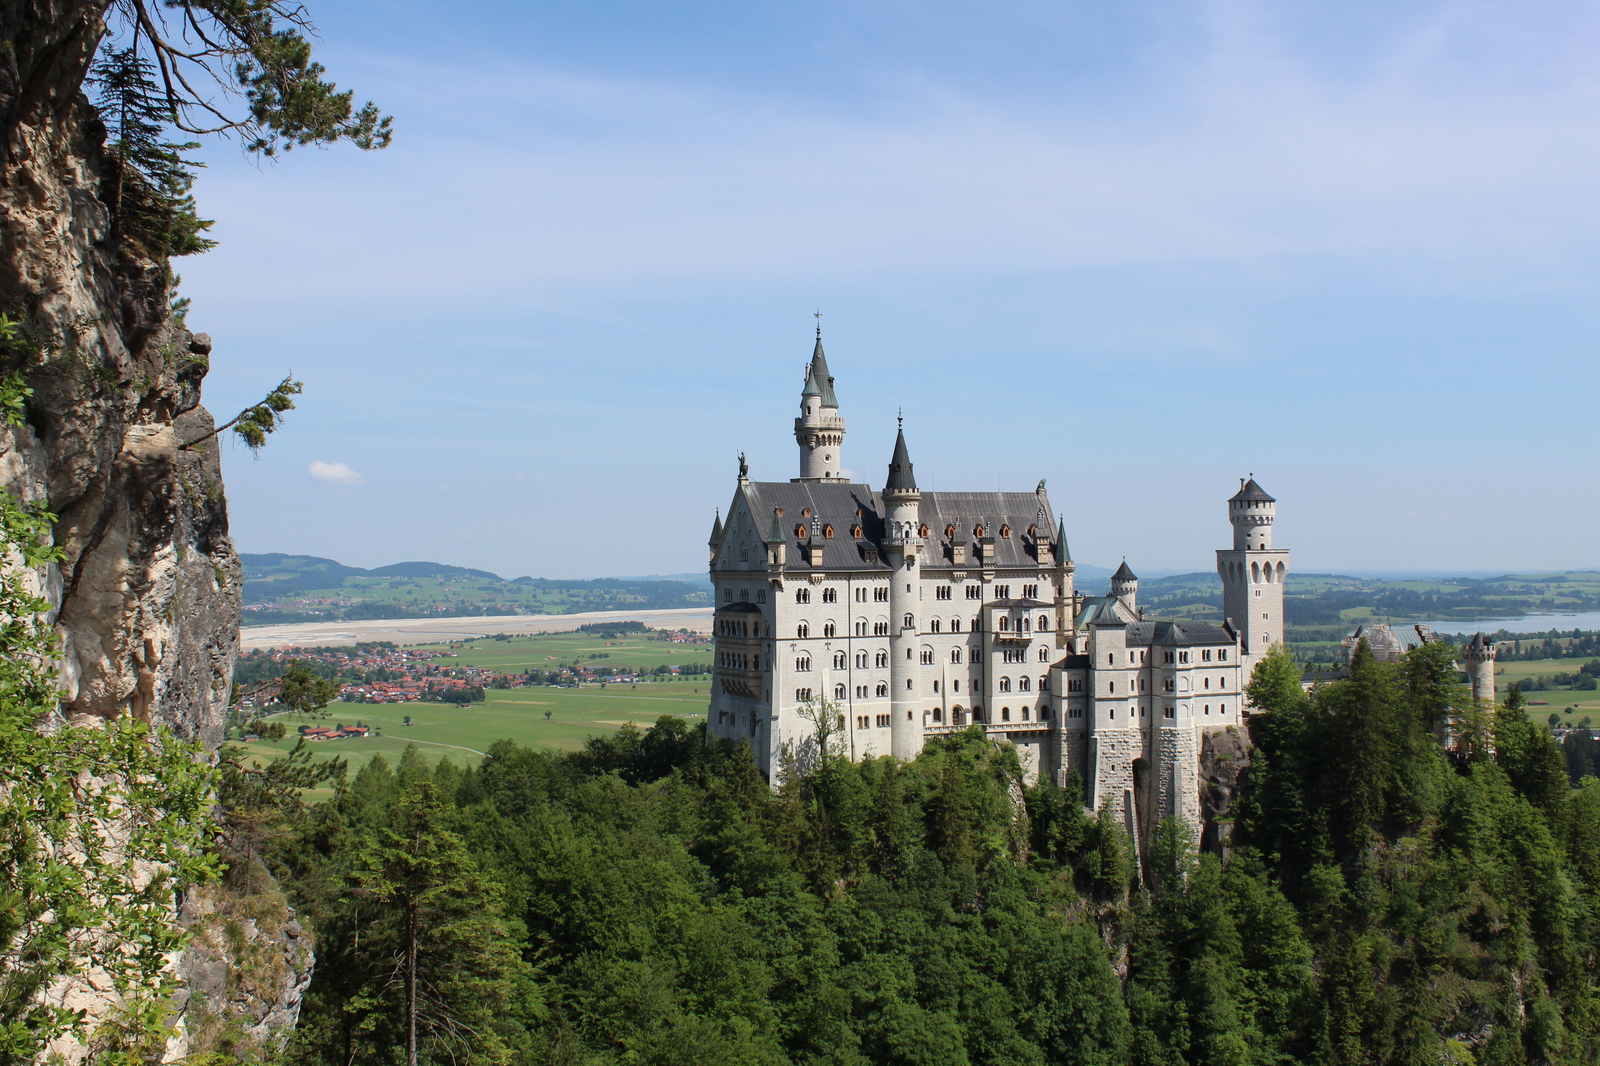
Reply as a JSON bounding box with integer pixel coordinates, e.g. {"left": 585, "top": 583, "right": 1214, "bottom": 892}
{"left": 1111, "top": 560, "right": 1138, "bottom": 615}
{"left": 794, "top": 329, "right": 847, "bottom": 481}
{"left": 884, "top": 423, "right": 917, "bottom": 494}
{"left": 707, "top": 509, "right": 724, "bottom": 564}
{"left": 1111, "top": 560, "right": 1136, "bottom": 583}
{"left": 1056, "top": 516, "right": 1071, "bottom": 564}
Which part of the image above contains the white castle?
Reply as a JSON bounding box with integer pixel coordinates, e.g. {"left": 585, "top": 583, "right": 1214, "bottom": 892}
{"left": 706, "top": 334, "right": 1288, "bottom": 839}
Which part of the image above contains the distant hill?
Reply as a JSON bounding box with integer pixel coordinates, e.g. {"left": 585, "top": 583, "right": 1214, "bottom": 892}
{"left": 238, "top": 554, "right": 711, "bottom": 626}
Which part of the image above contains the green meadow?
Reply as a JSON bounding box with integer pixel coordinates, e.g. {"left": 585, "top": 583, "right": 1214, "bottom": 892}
{"left": 233, "top": 631, "right": 714, "bottom": 791}
{"left": 1495, "top": 657, "right": 1600, "bottom": 725}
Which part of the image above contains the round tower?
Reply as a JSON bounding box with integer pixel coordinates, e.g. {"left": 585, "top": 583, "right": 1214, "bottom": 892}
{"left": 1229, "top": 475, "right": 1275, "bottom": 550}
{"left": 882, "top": 419, "right": 925, "bottom": 762}
{"left": 1463, "top": 632, "right": 1496, "bottom": 705}
{"left": 794, "top": 330, "right": 847, "bottom": 482}
{"left": 1110, "top": 560, "right": 1138, "bottom": 615}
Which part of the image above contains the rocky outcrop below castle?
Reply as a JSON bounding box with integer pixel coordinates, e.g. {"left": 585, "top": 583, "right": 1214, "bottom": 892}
{"left": 1198, "top": 726, "right": 1251, "bottom": 857}
{"left": 1, "top": 3, "right": 302, "bottom": 1055}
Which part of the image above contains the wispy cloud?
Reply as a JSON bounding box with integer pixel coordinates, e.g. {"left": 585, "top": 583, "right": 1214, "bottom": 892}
{"left": 308, "top": 461, "right": 364, "bottom": 485}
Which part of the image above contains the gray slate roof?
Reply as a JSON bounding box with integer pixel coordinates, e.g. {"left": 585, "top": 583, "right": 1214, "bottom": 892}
{"left": 809, "top": 338, "right": 839, "bottom": 407}
{"left": 884, "top": 427, "right": 917, "bottom": 493}
{"left": 1074, "top": 595, "right": 1134, "bottom": 628}
{"left": 1230, "top": 477, "right": 1274, "bottom": 503}
{"left": 738, "top": 481, "right": 1055, "bottom": 573}
{"left": 1111, "top": 560, "right": 1137, "bottom": 582}
{"left": 1126, "top": 619, "right": 1238, "bottom": 647}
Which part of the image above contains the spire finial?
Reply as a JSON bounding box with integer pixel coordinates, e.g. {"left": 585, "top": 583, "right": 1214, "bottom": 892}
{"left": 897, "top": 408, "right": 903, "bottom": 431}
{"left": 814, "top": 308, "right": 821, "bottom": 338}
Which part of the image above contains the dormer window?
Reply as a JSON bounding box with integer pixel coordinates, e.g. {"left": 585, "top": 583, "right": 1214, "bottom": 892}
{"left": 1000, "top": 525, "right": 1010, "bottom": 538}
{"left": 918, "top": 524, "right": 929, "bottom": 538}
{"left": 974, "top": 524, "right": 985, "bottom": 537}
{"left": 823, "top": 524, "right": 834, "bottom": 539}
{"left": 801, "top": 508, "right": 812, "bottom": 518}
{"left": 851, "top": 524, "right": 863, "bottom": 538}
{"left": 945, "top": 524, "right": 956, "bottom": 539}
{"left": 795, "top": 524, "right": 807, "bottom": 539}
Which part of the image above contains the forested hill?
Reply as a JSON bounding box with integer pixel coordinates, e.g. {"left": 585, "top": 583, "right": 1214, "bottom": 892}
{"left": 239, "top": 553, "right": 711, "bottom": 624}
{"left": 251, "top": 643, "right": 1600, "bottom": 1064}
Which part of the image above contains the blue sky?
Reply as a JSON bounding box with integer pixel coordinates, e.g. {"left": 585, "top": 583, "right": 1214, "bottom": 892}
{"left": 177, "top": 0, "right": 1600, "bottom": 579}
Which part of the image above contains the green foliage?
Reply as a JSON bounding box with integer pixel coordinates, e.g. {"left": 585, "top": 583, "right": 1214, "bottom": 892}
{"left": 278, "top": 657, "right": 339, "bottom": 718}
{"left": 0, "top": 490, "right": 218, "bottom": 1059}
{"left": 90, "top": 46, "right": 217, "bottom": 257}
{"left": 184, "top": 376, "right": 302, "bottom": 453}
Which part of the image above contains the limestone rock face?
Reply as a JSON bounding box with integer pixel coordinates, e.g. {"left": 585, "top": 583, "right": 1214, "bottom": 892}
{"left": 0, "top": 2, "right": 238, "bottom": 741}
{"left": 1198, "top": 726, "right": 1251, "bottom": 857}
{"left": 0, "top": 3, "right": 300, "bottom": 1057}
{"left": 171, "top": 882, "right": 316, "bottom": 1058}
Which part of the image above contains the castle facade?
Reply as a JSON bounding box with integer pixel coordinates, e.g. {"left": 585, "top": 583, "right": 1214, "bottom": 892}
{"left": 706, "top": 335, "right": 1289, "bottom": 839}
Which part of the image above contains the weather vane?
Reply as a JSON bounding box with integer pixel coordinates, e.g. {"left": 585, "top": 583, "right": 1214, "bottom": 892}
{"left": 897, "top": 407, "right": 903, "bottom": 431}
{"left": 813, "top": 308, "right": 821, "bottom": 338}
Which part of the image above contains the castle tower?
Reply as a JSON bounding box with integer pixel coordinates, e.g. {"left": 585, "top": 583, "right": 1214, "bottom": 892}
{"left": 1216, "top": 477, "right": 1290, "bottom": 669}
{"left": 794, "top": 330, "right": 847, "bottom": 482}
{"left": 707, "top": 509, "right": 723, "bottom": 564}
{"left": 1110, "top": 560, "right": 1138, "bottom": 616}
{"left": 883, "top": 420, "right": 925, "bottom": 761}
{"left": 1054, "top": 516, "right": 1076, "bottom": 640}
{"left": 1463, "top": 632, "right": 1496, "bottom": 705}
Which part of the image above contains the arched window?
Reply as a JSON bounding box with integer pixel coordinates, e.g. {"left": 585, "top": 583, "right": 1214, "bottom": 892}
{"left": 1000, "top": 676, "right": 1012, "bottom": 692}
{"left": 933, "top": 708, "right": 943, "bottom": 723}
{"left": 834, "top": 683, "right": 847, "bottom": 700}
{"left": 875, "top": 651, "right": 888, "bottom": 667}
{"left": 1039, "top": 675, "right": 1048, "bottom": 692}
{"left": 1019, "top": 676, "right": 1031, "bottom": 692}
{"left": 797, "top": 623, "right": 809, "bottom": 638}
{"left": 903, "top": 613, "right": 914, "bottom": 629}
{"left": 1022, "top": 616, "right": 1031, "bottom": 632}
{"left": 1001, "top": 706, "right": 1011, "bottom": 721}
{"left": 796, "top": 588, "right": 810, "bottom": 604}
{"left": 833, "top": 651, "right": 846, "bottom": 669}
{"left": 855, "top": 620, "right": 867, "bottom": 636}
{"left": 951, "top": 617, "right": 962, "bottom": 633}
{"left": 1038, "top": 615, "right": 1049, "bottom": 631}
{"left": 999, "top": 616, "right": 1010, "bottom": 631}
{"left": 796, "top": 655, "right": 811, "bottom": 671}
{"left": 822, "top": 587, "right": 837, "bottom": 603}
{"left": 950, "top": 647, "right": 963, "bottom": 663}
{"left": 952, "top": 705, "right": 965, "bottom": 725}
{"left": 1038, "top": 647, "right": 1049, "bottom": 662}
{"left": 823, "top": 622, "right": 836, "bottom": 637}
{"left": 931, "top": 618, "right": 941, "bottom": 633}
{"left": 876, "top": 682, "right": 888, "bottom": 697}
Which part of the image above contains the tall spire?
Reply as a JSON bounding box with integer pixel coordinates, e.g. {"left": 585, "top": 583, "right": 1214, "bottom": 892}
{"left": 1056, "top": 516, "right": 1071, "bottom": 563}
{"left": 794, "top": 326, "right": 846, "bottom": 482}
{"left": 809, "top": 335, "right": 838, "bottom": 408}
{"left": 708, "top": 509, "right": 723, "bottom": 547}
{"left": 884, "top": 421, "right": 917, "bottom": 494}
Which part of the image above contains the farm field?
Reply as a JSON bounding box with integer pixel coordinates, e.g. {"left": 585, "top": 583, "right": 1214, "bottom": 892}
{"left": 1494, "top": 658, "right": 1600, "bottom": 726}
{"left": 422, "top": 630, "right": 711, "bottom": 674}
{"left": 231, "top": 675, "right": 714, "bottom": 796}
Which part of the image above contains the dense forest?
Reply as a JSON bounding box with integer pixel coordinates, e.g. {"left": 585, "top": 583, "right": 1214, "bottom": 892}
{"left": 214, "top": 640, "right": 1600, "bottom": 1065}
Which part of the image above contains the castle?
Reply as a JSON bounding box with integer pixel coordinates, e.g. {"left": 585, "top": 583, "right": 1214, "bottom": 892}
{"left": 706, "top": 333, "right": 1288, "bottom": 840}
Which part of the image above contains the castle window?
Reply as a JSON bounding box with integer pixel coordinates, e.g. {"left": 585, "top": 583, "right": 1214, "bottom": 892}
{"left": 1038, "top": 647, "right": 1049, "bottom": 662}
{"left": 1108, "top": 708, "right": 1114, "bottom": 720}
{"left": 835, "top": 683, "right": 846, "bottom": 700}
{"left": 796, "top": 588, "right": 810, "bottom": 604}
{"left": 796, "top": 688, "right": 812, "bottom": 701}
{"left": 855, "top": 621, "right": 867, "bottom": 636}
{"left": 951, "top": 648, "right": 963, "bottom": 664}
{"left": 1000, "top": 525, "right": 1010, "bottom": 538}
{"left": 1108, "top": 653, "right": 1114, "bottom": 665}
{"left": 936, "top": 585, "right": 951, "bottom": 600}
{"left": 874, "top": 622, "right": 889, "bottom": 636}
{"left": 904, "top": 613, "right": 914, "bottom": 629}
{"left": 874, "top": 587, "right": 889, "bottom": 602}
{"left": 967, "top": 585, "right": 981, "bottom": 600}
{"left": 857, "top": 715, "right": 868, "bottom": 728}
{"left": 1002, "top": 707, "right": 1011, "bottom": 721}
{"left": 823, "top": 622, "right": 836, "bottom": 638}
{"left": 876, "top": 651, "right": 888, "bottom": 667}
{"left": 1068, "top": 678, "right": 1083, "bottom": 692}
{"left": 1164, "top": 680, "right": 1174, "bottom": 692}
{"left": 999, "top": 616, "right": 1010, "bottom": 632}
{"left": 953, "top": 679, "right": 960, "bottom": 692}
{"left": 797, "top": 623, "right": 809, "bottom": 638}
{"left": 823, "top": 524, "right": 834, "bottom": 539}
{"left": 796, "top": 524, "right": 807, "bottom": 539}
{"left": 876, "top": 682, "right": 888, "bottom": 697}
{"left": 796, "top": 655, "right": 811, "bottom": 671}
{"left": 933, "top": 708, "right": 943, "bottom": 723}
{"left": 1219, "top": 649, "right": 1228, "bottom": 661}
{"left": 921, "top": 649, "right": 935, "bottom": 665}
{"left": 1140, "top": 678, "right": 1146, "bottom": 692}
{"left": 1019, "top": 676, "right": 1031, "bottom": 692}
{"left": 876, "top": 714, "right": 890, "bottom": 727}
{"left": 996, "top": 585, "right": 1010, "bottom": 599}
{"left": 1202, "top": 649, "right": 1212, "bottom": 661}
{"left": 1000, "top": 676, "right": 1011, "bottom": 692}
{"left": 1039, "top": 676, "right": 1049, "bottom": 692}
{"left": 856, "top": 651, "right": 868, "bottom": 668}
{"left": 951, "top": 618, "right": 962, "bottom": 632}
{"left": 822, "top": 587, "right": 837, "bottom": 603}
{"left": 945, "top": 524, "right": 956, "bottom": 539}
{"left": 1023, "top": 584, "right": 1038, "bottom": 598}
{"left": 833, "top": 651, "right": 846, "bottom": 669}
{"left": 1021, "top": 707, "right": 1030, "bottom": 720}
{"left": 1204, "top": 676, "right": 1210, "bottom": 689}
{"left": 1164, "top": 652, "right": 1174, "bottom": 663}
{"left": 1165, "top": 705, "right": 1175, "bottom": 718}
{"left": 1109, "top": 681, "right": 1115, "bottom": 693}
{"left": 724, "top": 589, "right": 733, "bottom": 602}
{"left": 801, "top": 508, "right": 812, "bottom": 518}
{"left": 918, "top": 524, "right": 929, "bottom": 538}
{"left": 757, "top": 590, "right": 765, "bottom": 603}
{"left": 973, "top": 524, "right": 984, "bottom": 537}
{"left": 1038, "top": 615, "right": 1049, "bottom": 631}
{"left": 852, "top": 524, "right": 863, "bottom": 538}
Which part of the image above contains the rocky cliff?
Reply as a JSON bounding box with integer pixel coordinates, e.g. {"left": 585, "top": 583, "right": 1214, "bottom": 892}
{"left": 1, "top": 2, "right": 306, "bottom": 1055}
{"left": 1199, "top": 725, "right": 1250, "bottom": 858}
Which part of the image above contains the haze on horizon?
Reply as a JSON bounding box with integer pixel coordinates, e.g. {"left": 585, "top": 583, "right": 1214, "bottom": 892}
{"left": 178, "top": 0, "right": 1600, "bottom": 581}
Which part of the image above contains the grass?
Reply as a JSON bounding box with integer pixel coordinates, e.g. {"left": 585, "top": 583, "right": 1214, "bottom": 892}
{"left": 1486, "top": 658, "right": 1600, "bottom": 726}
{"left": 421, "top": 630, "right": 711, "bottom": 674}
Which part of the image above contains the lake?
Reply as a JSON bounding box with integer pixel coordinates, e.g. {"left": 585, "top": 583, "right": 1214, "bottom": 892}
{"left": 1409, "top": 612, "right": 1600, "bottom": 636}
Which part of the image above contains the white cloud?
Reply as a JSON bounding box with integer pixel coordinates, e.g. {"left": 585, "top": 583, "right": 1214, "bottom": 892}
{"left": 308, "top": 461, "right": 364, "bottom": 485}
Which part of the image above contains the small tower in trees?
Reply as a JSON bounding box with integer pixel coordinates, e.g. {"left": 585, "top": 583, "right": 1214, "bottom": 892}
{"left": 1463, "top": 632, "right": 1496, "bottom": 705}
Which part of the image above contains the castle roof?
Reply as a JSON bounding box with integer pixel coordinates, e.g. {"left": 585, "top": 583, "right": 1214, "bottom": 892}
{"left": 1075, "top": 596, "right": 1135, "bottom": 627}
{"left": 1230, "top": 477, "right": 1275, "bottom": 503}
{"left": 1127, "top": 619, "right": 1238, "bottom": 648}
{"left": 708, "top": 510, "right": 723, "bottom": 547}
{"left": 884, "top": 426, "right": 917, "bottom": 494}
{"left": 801, "top": 361, "right": 823, "bottom": 398}
{"left": 732, "top": 482, "right": 1053, "bottom": 573}
{"left": 1111, "top": 560, "right": 1137, "bottom": 583}
{"left": 1467, "top": 631, "right": 1489, "bottom": 648}
{"left": 1056, "top": 516, "right": 1071, "bottom": 564}
{"left": 809, "top": 336, "right": 838, "bottom": 407}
